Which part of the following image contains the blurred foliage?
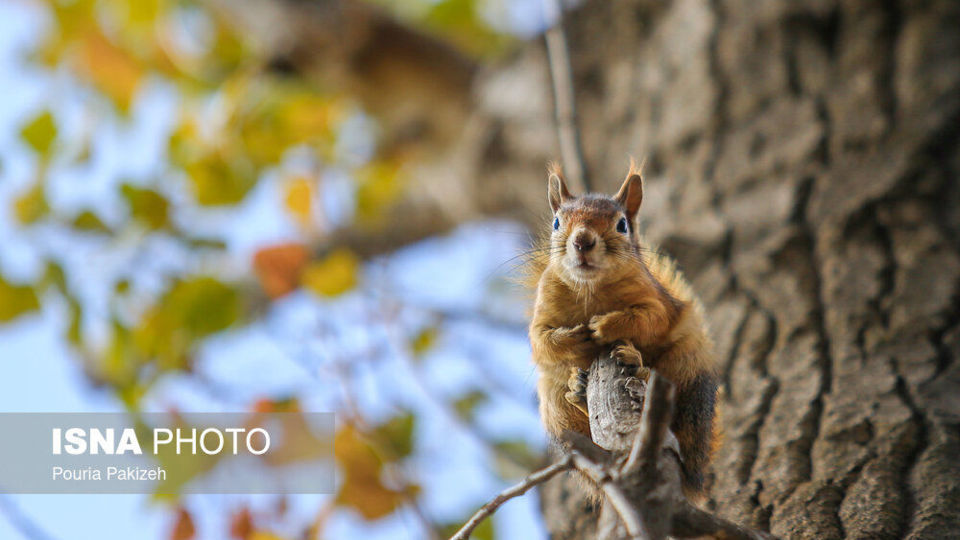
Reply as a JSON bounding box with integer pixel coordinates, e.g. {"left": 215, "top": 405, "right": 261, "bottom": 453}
{"left": 2, "top": 0, "right": 529, "bottom": 538}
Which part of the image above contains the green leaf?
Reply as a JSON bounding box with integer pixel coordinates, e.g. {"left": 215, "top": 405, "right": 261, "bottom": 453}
{"left": 184, "top": 154, "right": 256, "bottom": 206}
{"left": 158, "top": 277, "right": 241, "bottom": 338}
{"left": 492, "top": 439, "right": 541, "bottom": 472}
{"left": 438, "top": 516, "right": 494, "bottom": 540}
{"left": 423, "top": 0, "right": 510, "bottom": 58}
{"left": 120, "top": 183, "right": 169, "bottom": 229}
{"left": 20, "top": 110, "right": 57, "bottom": 156}
{"left": 0, "top": 274, "right": 40, "bottom": 323}
{"left": 133, "top": 277, "right": 242, "bottom": 369}
{"left": 374, "top": 412, "right": 416, "bottom": 460}
{"left": 453, "top": 390, "right": 487, "bottom": 422}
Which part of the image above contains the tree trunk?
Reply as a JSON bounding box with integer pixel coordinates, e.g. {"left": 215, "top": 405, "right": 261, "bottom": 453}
{"left": 222, "top": 0, "right": 960, "bottom": 537}
{"left": 534, "top": 1, "right": 960, "bottom": 538}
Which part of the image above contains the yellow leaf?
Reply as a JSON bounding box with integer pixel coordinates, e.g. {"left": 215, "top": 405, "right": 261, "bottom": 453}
{"left": 0, "top": 275, "right": 40, "bottom": 323}
{"left": 249, "top": 532, "right": 286, "bottom": 540}
{"left": 19, "top": 110, "right": 57, "bottom": 156}
{"left": 13, "top": 182, "right": 48, "bottom": 225}
{"left": 76, "top": 29, "right": 142, "bottom": 112}
{"left": 334, "top": 424, "right": 418, "bottom": 520}
{"left": 283, "top": 177, "right": 313, "bottom": 226}
{"left": 72, "top": 209, "right": 110, "bottom": 233}
{"left": 301, "top": 249, "right": 359, "bottom": 297}
{"left": 355, "top": 162, "right": 403, "bottom": 223}
{"left": 410, "top": 327, "right": 438, "bottom": 356}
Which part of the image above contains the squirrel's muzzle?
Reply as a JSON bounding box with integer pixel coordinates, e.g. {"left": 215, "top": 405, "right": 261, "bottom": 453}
{"left": 573, "top": 231, "right": 597, "bottom": 253}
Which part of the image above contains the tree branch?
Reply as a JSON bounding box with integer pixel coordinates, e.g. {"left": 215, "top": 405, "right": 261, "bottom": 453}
{"left": 456, "top": 353, "right": 775, "bottom": 540}
{"left": 450, "top": 456, "right": 574, "bottom": 540}
{"left": 0, "top": 494, "right": 59, "bottom": 540}
{"left": 581, "top": 355, "right": 776, "bottom": 540}
{"left": 542, "top": 0, "right": 590, "bottom": 192}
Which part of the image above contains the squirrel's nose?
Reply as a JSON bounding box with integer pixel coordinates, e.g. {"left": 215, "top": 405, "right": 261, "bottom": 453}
{"left": 573, "top": 233, "right": 596, "bottom": 253}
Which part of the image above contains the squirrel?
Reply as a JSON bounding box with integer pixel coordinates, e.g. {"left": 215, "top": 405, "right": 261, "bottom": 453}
{"left": 527, "top": 161, "right": 721, "bottom": 499}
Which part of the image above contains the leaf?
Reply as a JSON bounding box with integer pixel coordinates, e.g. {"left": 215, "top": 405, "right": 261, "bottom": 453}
{"left": 76, "top": 29, "right": 142, "bottom": 112}
{"left": 301, "top": 249, "right": 359, "bottom": 297}
{"left": 251, "top": 396, "right": 301, "bottom": 414}
{"left": 13, "top": 182, "right": 49, "bottom": 225}
{"left": 121, "top": 183, "right": 169, "bottom": 229}
{"left": 492, "top": 439, "right": 541, "bottom": 472}
{"left": 41, "top": 261, "right": 67, "bottom": 293}
{"left": 19, "top": 110, "right": 57, "bottom": 156}
{"left": 453, "top": 390, "right": 488, "bottom": 422}
{"left": 184, "top": 153, "right": 256, "bottom": 206}
{"left": 438, "top": 516, "right": 494, "bottom": 540}
{"left": 355, "top": 162, "right": 403, "bottom": 223}
{"left": 229, "top": 507, "right": 253, "bottom": 540}
{"left": 422, "top": 0, "right": 510, "bottom": 58}
{"left": 334, "top": 424, "right": 418, "bottom": 520}
{"left": 71, "top": 210, "right": 111, "bottom": 233}
{"left": 252, "top": 243, "right": 310, "bottom": 299}
{"left": 170, "top": 506, "right": 195, "bottom": 540}
{"left": 0, "top": 274, "right": 40, "bottom": 323}
{"left": 373, "top": 413, "right": 416, "bottom": 460}
{"left": 283, "top": 177, "right": 313, "bottom": 226}
{"left": 133, "top": 277, "right": 242, "bottom": 369}
{"left": 248, "top": 532, "right": 286, "bottom": 540}
{"left": 410, "top": 326, "right": 439, "bottom": 356}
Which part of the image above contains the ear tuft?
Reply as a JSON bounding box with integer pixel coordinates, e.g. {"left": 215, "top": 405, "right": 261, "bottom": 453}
{"left": 615, "top": 158, "right": 644, "bottom": 220}
{"left": 547, "top": 164, "right": 573, "bottom": 213}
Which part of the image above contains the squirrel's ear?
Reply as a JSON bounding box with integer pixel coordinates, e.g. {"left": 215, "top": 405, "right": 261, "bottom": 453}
{"left": 615, "top": 166, "right": 643, "bottom": 220}
{"left": 548, "top": 170, "right": 573, "bottom": 214}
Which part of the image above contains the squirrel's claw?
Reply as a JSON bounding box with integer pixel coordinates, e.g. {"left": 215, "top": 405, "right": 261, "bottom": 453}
{"left": 565, "top": 367, "right": 589, "bottom": 416}
{"left": 611, "top": 342, "right": 643, "bottom": 366}
{"left": 588, "top": 313, "right": 622, "bottom": 344}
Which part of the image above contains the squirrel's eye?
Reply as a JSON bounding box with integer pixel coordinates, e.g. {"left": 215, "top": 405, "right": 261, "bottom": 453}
{"left": 553, "top": 217, "right": 560, "bottom": 230}
{"left": 616, "top": 217, "right": 628, "bottom": 234}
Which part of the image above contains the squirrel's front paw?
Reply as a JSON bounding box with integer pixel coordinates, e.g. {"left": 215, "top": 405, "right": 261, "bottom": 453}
{"left": 564, "top": 367, "right": 589, "bottom": 416}
{"left": 588, "top": 312, "right": 625, "bottom": 344}
{"left": 611, "top": 342, "right": 644, "bottom": 366}
{"left": 554, "top": 324, "right": 601, "bottom": 358}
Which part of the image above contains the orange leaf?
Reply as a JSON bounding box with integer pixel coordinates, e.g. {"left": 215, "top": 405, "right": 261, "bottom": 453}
{"left": 170, "top": 507, "right": 195, "bottom": 540}
{"left": 229, "top": 507, "right": 253, "bottom": 540}
{"left": 252, "top": 243, "right": 309, "bottom": 299}
{"left": 76, "top": 29, "right": 142, "bottom": 112}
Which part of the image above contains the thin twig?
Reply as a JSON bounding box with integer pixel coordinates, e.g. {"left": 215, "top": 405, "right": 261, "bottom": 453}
{"left": 543, "top": 0, "right": 590, "bottom": 192}
{"left": 449, "top": 456, "right": 574, "bottom": 540}
{"left": 0, "top": 494, "right": 59, "bottom": 540}
{"left": 569, "top": 452, "right": 649, "bottom": 540}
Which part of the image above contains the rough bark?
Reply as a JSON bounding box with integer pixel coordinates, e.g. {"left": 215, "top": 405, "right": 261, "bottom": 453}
{"left": 533, "top": 1, "right": 960, "bottom": 538}
{"left": 220, "top": 0, "right": 960, "bottom": 537}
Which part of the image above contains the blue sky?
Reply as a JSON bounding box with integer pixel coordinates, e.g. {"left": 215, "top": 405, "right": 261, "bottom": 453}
{"left": 0, "top": 1, "right": 551, "bottom": 538}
